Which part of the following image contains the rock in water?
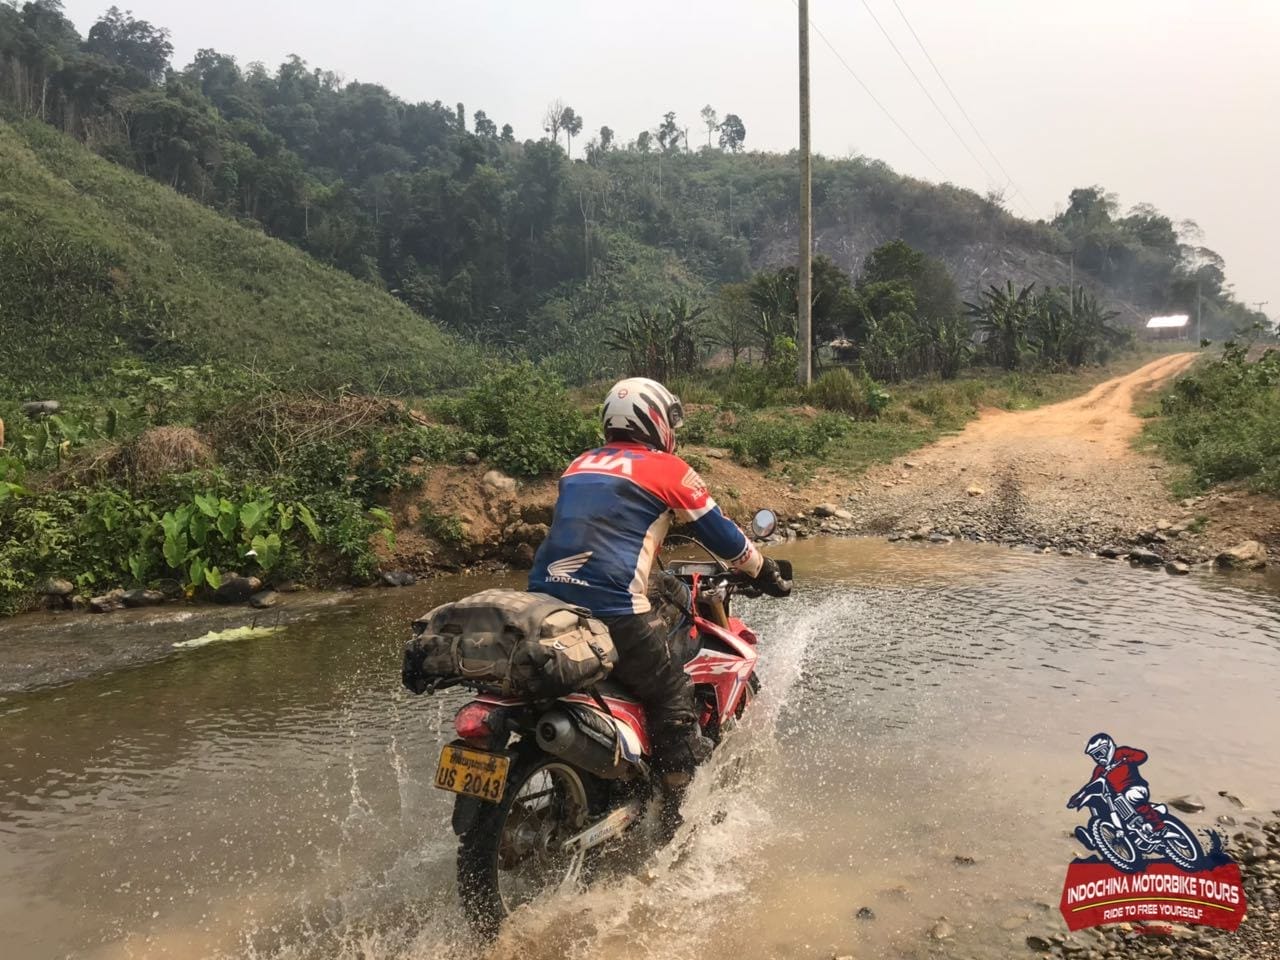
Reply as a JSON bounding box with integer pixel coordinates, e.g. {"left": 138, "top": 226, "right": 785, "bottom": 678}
{"left": 1128, "top": 547, "right": 1163, "bottom": 566}
{"left": 482, "top": 470, "right": 517, "bottom": 494}
{"left": 1169, "top": 794, "right": 1205, "bottom": 813}
{"left": 1215, "top": 540, "right": 1267, "bottom": 571}
{"left": 122, "top": 588, "right": 165, "bottom": 607}
{"left": 249, "top": 590, "right": 280, "bottom": 609}
{"left": 380, "top": 570, "right": 415, "bottom": 587}
{"left": 813, "top": 503, "right": 838, "bottom": 518}
{"left": 1165, "top": 560, "right": 1191, "bottom": 576}
{"left": 37, "top": 578, "right": 74, "bottom": 597}
{"left": 89, "top": 589, "right": 126, "bottom": 613}
{"left": 1098, "top": 545, "right": 1127, "bottom": 559}
{"left": 929, "top": 919, "right": 954, "bottom": 940}
{"left": 212, "top": 574, "right": 261, "bottom": 604}
{"left": 1025, "top": 935, "right": 1053, "bottom": 952}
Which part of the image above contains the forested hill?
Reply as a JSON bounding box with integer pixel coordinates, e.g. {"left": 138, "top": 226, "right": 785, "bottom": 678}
{"left": 1, "top": 2, "right": 1264, "bottom": 384}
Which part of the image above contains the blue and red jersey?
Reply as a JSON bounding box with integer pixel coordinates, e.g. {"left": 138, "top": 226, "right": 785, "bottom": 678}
{"left": 1092, "top": 747, "right": 1150, "bottom": 794}
{"left": 529, "top": 441, "right": 762, "bottom": 616}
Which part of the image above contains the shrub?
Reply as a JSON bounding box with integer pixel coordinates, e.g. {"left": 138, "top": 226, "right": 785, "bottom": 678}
{"left": 728, "top": 412, "right": 850, "bottom": 467}
{"left": 450, "top": 364, "right": 598, "bottom": 476}
{"left": 809, "top": 367, "right": 891, "bottom": 419}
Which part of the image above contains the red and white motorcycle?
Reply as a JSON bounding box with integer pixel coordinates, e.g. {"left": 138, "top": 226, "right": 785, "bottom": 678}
{"left": 419, "top": 510, "right": 789, "bottom": 936}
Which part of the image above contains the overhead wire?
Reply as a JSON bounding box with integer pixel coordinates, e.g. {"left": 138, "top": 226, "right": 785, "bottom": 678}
{"left": 855, "top": 0, "right": 1002, "bottom": 192}
{"left": 794, "top": 1, "right": 949, "bottom": 180}
{"left": 885, "top": 0, "right": 1034, "bottom": 214}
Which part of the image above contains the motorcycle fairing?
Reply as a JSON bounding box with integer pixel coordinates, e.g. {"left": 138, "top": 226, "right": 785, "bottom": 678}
{"left": 686, "top": 616, "right": 759, "bottom": 720}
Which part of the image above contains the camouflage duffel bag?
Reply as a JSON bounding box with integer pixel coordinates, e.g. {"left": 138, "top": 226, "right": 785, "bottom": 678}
{"left": 401, "top": 588, "right": 616, "bottom": 698}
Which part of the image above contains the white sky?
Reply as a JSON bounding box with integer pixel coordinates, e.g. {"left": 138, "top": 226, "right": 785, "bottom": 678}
{"left": 61, "top": 0, "right": 1280, "bottom": 316}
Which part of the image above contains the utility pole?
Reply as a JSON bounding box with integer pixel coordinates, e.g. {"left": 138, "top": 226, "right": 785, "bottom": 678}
{"left": 797, "top": 0, "right": 813, "bottom": 386}
{"left": 1196, "top": 280, "right": 1201, "bottom": 345}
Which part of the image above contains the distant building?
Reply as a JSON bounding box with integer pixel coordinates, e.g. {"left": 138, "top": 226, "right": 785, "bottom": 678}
{"left": 1145, "top": 314, "right": 1190, "bottom": 341}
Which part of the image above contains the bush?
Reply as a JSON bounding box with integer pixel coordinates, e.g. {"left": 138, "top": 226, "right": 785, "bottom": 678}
{"left": 449, "top": 364, "right": 599, "bottom": 476}
{"left": 728, "top": 412, "right": 850, "bottom": 467}
{"left": 809, "top": 367, "right": 891, "bottom": 419}
{"left": 1147, "top": 344, "right": 1280, "bottom": 493}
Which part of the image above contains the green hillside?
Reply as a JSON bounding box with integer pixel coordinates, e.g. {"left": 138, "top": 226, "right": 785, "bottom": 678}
{"left": 0, "top": 119, "right": 465, "bottom": 396}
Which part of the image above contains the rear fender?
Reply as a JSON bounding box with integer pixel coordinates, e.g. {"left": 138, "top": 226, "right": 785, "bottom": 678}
{"left": 452, "top": 795, "right": 483, "bottom": 835}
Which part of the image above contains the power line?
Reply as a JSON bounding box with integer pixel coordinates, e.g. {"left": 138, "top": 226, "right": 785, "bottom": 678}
{"left": 856, "top": 0, "right": 1001, "bottom": 192}
{"left": 796, "top": 3, "right": 949, "bottom": 180}
{"left": 886, "top": 0, "right": 1033, "bottom": 214}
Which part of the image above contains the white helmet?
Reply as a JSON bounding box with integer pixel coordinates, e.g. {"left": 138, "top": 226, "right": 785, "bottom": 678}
{"left": 602, "top": 378, "right": 684, "bottom": 453}
{"left": 1085, "top": 733, "right": 1115, "bottom": 765}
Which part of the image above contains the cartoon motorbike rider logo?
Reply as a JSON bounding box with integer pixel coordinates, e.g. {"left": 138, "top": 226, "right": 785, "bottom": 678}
{"left": 1066, "top": 732, "right": 1210, "bottom": 873}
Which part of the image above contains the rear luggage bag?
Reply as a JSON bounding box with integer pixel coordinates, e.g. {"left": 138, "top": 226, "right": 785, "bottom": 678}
{"left": 402, "top": 588, "right": 616, "bottom": 698}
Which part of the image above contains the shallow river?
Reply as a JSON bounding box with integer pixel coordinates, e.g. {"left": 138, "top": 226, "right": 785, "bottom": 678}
{"left": 2, "top": 539, "right": 1278, "bottom": 960}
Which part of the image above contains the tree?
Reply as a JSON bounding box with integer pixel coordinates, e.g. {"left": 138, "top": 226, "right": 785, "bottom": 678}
{"left": 598, "top": 125, "right": 613, "bottom": 151}
{"left": 656, "top": 111, "right": 679, "bottom": 153}
{"left": 635, "top": 129, "right": 652, "bottom": 154}
{"left": 542, "top": 98, "right": 566, "bottom": 144}
{"left": 499, "top": 122, "right": 514, "bottom": 142}
{"left": 699, "top": 104, "right": 717, "bottom": 147}
{"left": 84, "top": 6, "right": 172, "bottom": 85}
{"left": 718, "top": 113, "right": 745, "bottom": 152}
{"left": 966, "top": 281, "right": 1036, "bottom": 370}
{"left": 561, "top": 106, "right": 583, "bottom": 157}
{"left": 472, "top": 109, "right": 496, "bottom": 138}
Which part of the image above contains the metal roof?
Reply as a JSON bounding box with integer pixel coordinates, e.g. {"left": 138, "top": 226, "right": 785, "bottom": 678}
{"left": 1146, "top": 314, "right": 1190, "bottom": 329}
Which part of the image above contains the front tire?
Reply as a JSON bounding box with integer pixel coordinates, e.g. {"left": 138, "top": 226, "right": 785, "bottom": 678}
{"left": 1090, "top": 817, "right": 1142, "bottom": 873}
{"left": 456, "top": 753, "right": 591, "bottom": 939}
{"left": 1158, "top": 815, "right": 1206, "bottom": 870}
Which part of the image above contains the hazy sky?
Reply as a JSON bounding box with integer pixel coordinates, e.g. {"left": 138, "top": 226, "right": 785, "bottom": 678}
{"left": 62, "top": 0, "right": 1280, "bottom": 315}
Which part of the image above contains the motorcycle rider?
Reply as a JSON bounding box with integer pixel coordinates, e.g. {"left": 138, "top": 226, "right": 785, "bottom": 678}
{"left": 1081, "top": 732, "right": 1166, "bottom": 836}
{"left": 529, "top": 376, "right": 791, "bottom": 787}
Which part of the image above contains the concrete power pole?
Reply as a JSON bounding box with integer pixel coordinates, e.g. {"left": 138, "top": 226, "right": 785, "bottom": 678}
{"left": 797, "top": 0, "right": 813, "bottom": 387}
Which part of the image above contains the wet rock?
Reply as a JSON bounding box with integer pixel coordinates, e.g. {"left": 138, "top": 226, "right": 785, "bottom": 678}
{"left": 928, "top": 533, "right": 953, "bottom": 544}
{"left": 1164, "top": 560, "right": 1191, "bottom": 575}
{"left": 482, "top": 469, "right": 517, "bottom": 495}
{"left": 1169, "top": 794, "right": 1205, "bottom": 814}
{"left": 1098, "top": 545, "right": 1127, "bottom": 559}
{"left": 855, "top": 906, "right": 875, "bottom": 921}
{"left": 69, "top": 595, "right": 89, "bottom": 612}
{"left": 1215, "top": 540, "right": 1267, "bottom": 571}
{"left": 37, "top": 577, "right": 74, "bottom": 597}
{"left": 122, "top": 588, "right": 165, "bottom": 607}
{"left": 813, "top": 503, "right": 839, "bottom": 518}
{"left": 1026, "top": 934, "right": 1053, "bottom": 952}
{"left": 249, "top": 590, "right": 280, "bottom": 609}
{"left": 380, "top": 570, "right": 415, "bottom": 587}
{"left": 89, "top": 589, "right": 126, "bottom": 613}
{"left": 966, "top": 485, "right": 985, "bottom": 497}
{"left": 212, "top": 574, "right": 261, "bottom": 604}
{"left": 1243, "top": 844, "right": 1269, "bottom": 864}
{"left": 929, "top": 919, "right": 954, "bottom": 940}
{"left": 21, "top": 400, "right": 60, "bottom": 417}
{"left": 1128, "top": 547, "right": 1163, "bottom": 566}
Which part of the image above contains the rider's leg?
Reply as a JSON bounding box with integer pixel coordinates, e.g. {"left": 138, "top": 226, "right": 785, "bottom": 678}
{"left": 601, "top": 612, "right": 711, "bottom": 786}
{"left": 1124, "top": 785, "right": 1166, "bottom": 832}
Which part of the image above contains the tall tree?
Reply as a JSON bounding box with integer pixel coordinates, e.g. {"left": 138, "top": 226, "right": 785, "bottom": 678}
{"left": 84, "top": 6, "right": 172, "bottom": 85}
{"left": 561, "top": 106, "right": 583, "bottom": 157}
{"left": 718, "top": 113, "right": 745, "bottom": 152}
{"left": 598, "top": 125, "right": 613, "bottom": 151}
{"left": 656, "top": 111, "right": 679, "bottom": 153}
{"left": 542, "top": 98, "right": 566, "bottom": 145}
{"left": 472, "top": 109, "right": 497, "bottom": 138}
{"left": 699, "top": 104, "right": 717, "bottom": 147}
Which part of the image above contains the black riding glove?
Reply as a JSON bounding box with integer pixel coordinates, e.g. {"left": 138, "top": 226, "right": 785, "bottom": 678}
{"left": 755, "top": 557, "right": 792, "bottom": 598}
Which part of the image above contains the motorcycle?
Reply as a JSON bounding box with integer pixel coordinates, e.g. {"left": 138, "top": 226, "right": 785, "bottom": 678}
{"left": 419, "top": 509, "right": 789, "bottom": 937}
{"left": 1067, "top": 776, "right": 1205, "bottom": 873}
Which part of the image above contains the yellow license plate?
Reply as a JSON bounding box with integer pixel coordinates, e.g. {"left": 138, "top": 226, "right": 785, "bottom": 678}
{"left": 434, "top": 743, "right": 509, "bottom": 803}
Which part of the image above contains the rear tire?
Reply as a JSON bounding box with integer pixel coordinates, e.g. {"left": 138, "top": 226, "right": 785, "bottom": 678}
{"left": 456, "top": 753, "right": 592, "bottom": 939}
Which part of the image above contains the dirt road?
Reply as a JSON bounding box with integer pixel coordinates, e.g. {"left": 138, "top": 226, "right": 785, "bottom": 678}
{"left": 844, "top": 353, "right": 1203, "bottom": 551}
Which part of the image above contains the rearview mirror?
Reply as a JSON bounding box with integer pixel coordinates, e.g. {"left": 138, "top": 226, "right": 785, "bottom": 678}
{"left": 749, "top": 509, "right": 777, "bottom": 540}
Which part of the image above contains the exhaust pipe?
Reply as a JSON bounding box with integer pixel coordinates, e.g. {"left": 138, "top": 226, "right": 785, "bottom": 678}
{"left": 536, "top": 707, "right": 631, "bottom": 780}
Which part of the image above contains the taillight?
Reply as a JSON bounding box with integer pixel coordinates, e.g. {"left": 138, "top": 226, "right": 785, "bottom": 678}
{"left": 454, "top": 702, "right": 498, "bottom": 742}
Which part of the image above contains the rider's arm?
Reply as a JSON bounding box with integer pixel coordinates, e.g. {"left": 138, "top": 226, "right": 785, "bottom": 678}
{"left": 1114, "top": 747, "right": 1148, "bottom": 765}
{"left": 659, "top": 456, "right": 763, "bottom": 577}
